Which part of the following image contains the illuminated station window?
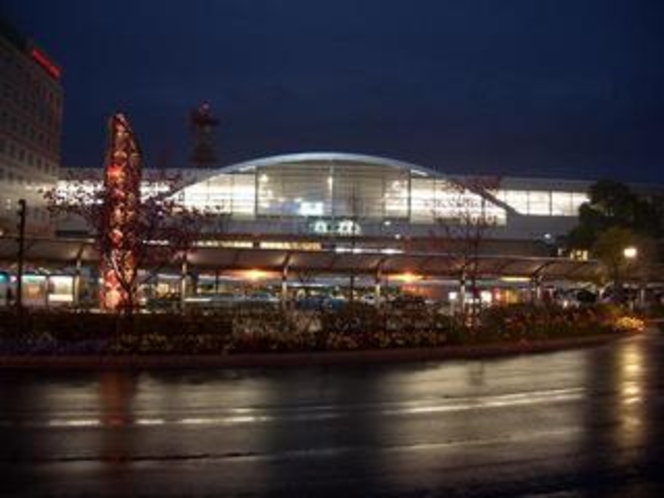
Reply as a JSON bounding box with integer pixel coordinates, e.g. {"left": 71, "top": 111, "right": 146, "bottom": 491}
{"left": 496, "top": 189, "right": 588, "bottom": 216}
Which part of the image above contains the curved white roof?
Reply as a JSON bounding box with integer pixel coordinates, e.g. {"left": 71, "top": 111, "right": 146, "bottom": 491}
{"left": 174, "top": 151, "right": 514, "bottom": 215}
{"left": 195, "top": 151, "right": 445, "bottom": 183}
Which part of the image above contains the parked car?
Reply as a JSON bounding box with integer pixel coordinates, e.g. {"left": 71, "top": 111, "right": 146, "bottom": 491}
{"left": 243, "top": 291, "right": 280, "bottom": 307}
{"left": 184, "top": 293, "right": 240, "bottom": 310}
{"left": 145, "top": 295, "right": 180, "bottom": 312}
{"left": 295, "top": 294, "right": 345, "bottom": 311}
{"left": 555, "top": 288, "right": 597, "bottom": 307}
{"left": 389, "top": 294, "right": 426, "bottom": 310}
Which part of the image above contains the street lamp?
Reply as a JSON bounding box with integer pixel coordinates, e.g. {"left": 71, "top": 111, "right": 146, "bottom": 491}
{"left": 623, "top": 246, "right": 638, "bottom": 260}
{"left": 15, "top": 199, "right": 26, "bottom": 335}
{"left": 622, "top": 246, "right": 638, "bottom": 309}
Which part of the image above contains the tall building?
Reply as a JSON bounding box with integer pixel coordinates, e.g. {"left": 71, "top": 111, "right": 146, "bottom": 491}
{"left": 0, "top": 17, "right": 63, "bottom": 236}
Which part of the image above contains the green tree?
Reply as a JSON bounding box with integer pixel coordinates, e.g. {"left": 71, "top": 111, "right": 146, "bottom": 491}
{"left": 567, "top": 181, "right": 662, "bottom": 305}
{"left": 593, "top": 227, "right": 633, "bottom": 280}
{"left": 592, "top": 227, "right": 642, "bottom": 303}
{"left": 568, "top": 179, "right": 661, "bottom": 251}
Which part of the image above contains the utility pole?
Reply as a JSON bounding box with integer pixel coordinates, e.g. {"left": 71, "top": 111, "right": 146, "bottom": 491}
{"left": 16, "top": 199, "right": 26, "bottom": 331}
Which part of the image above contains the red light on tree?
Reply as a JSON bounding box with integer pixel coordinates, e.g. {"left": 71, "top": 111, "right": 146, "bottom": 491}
{"left": 101, "top": 114, "right": 142, "bottom": 311}
{"left": 44, "top": 114, "right": 218, "bottom": 318}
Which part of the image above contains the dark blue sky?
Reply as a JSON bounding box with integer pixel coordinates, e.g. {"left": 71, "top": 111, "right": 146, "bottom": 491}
{"left": 3, "top": 0, "right": 664, "bottom": 182}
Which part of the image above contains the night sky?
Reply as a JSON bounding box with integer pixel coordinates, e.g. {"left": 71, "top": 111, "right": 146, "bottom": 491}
{"left": 3, "top": 0, "right": 664, "bottom": 182}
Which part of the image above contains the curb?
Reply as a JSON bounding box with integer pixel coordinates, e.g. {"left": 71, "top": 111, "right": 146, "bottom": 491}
{"left": 0, "top": 333, "right": 626, "bottom": 370}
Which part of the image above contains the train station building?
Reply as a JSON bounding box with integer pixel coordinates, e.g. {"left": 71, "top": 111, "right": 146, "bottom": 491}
{"left": 2, "top": 151, "right": 663, "bottom": 308}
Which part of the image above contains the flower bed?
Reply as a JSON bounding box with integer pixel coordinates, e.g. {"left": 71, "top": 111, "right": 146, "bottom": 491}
{"left": 0, "top": 303, "right": 643, "bottom": 356}
{"left": 475, "top": 303, "right": 631, "bottom": 343}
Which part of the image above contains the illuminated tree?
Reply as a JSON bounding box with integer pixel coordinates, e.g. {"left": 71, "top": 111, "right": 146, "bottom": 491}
{"left": 100, "top": 114, "right": 142, "bottom": 311}
{"left": 45, "top": 114, "right": 209, "bottom": 315}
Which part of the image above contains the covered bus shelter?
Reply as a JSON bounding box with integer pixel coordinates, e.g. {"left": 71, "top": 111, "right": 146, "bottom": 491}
{"left": 3, "top": 235, "right": 664, "bottom": 309}
{"left": 0, "top": 236, "right": 608, "bottom": 277}
{"left": 1, "top": 235, "right": 643, "bottom": 308}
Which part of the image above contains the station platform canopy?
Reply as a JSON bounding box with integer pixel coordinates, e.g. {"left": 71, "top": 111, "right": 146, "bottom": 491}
{"left": 1, "top": 236, "right": 651, "bottom": 283}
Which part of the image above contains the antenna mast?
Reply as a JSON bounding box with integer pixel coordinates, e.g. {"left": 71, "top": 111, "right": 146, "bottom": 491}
{"left": 190, "top": 102, "right": 220, "bottom": 168}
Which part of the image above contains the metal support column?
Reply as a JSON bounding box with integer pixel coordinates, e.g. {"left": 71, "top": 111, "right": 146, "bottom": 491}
{"left": 373, "top": 257, "right": 389, "bottom": 308}
{"left": 458, "top": 271, "right": 466, "bottom": 316}
{"left": 73, "top": 254, "right": 82, "bottom": 307}
{"left": 638, "top": 279, "right": 647, "bottom": 310}
{"left": 281, "top": 253, "right": 291, "bottom": 309}
{"left": 180, "top": 254, "right": 188, "bottom": 312}
{"left": 530, "top": 275, "right": 543, "bottom": 304}
{"left": 374, "top": 267, "right": 382, "bottom": 308}
{"left": 281, "top": 266, "right": 289, "bottom": 309}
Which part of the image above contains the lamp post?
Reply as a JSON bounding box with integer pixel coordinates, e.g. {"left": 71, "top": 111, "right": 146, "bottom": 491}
{"left": 16, "top": 199, "right": 26, "bottom": 333}
{"left": 622, "top": 246, "right": 638, "bottom": 308}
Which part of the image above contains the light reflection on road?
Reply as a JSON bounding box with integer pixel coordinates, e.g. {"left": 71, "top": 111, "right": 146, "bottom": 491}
{"left": 0, "top": 330, "right": 662, "bottom": 497}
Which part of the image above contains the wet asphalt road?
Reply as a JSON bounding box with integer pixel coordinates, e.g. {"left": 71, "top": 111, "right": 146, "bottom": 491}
{"left": 1, "top": 331, "right": 664, "bottom": 497}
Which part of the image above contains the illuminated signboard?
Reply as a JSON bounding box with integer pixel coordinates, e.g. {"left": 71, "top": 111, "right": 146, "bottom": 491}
{"left": 309, "top": 219, "right": 362, "bottom": 236}
{"left": 30, "top": 47, "right": 61, "bottom": 80}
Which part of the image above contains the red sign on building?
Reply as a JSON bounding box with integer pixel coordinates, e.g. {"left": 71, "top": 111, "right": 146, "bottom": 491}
{"left": 30, "top": 47, "right": 61, "bottom": 80}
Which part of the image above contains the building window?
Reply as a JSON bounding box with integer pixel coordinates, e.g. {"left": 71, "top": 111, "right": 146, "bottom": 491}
{"left": 528, "top": 191, "right": 551, "bottom": 215}
{"left": 499, "top": 190, "right": 529, "bottom": 214}
{"left": 551, "top": 192, "right": 573, "bottom": 216}
{"left": 571, "top": 193, "right": 589, "bottom": 212}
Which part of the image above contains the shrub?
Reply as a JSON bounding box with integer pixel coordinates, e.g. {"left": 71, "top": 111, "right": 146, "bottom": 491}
{"left": 612, "top": 316, "right": 645, "bottom": 333}
{"left": 476, "top": 303, "right": 621, "bottom": 343}
{"left": 0, "top": 302, "right": 640, "bottom": 355}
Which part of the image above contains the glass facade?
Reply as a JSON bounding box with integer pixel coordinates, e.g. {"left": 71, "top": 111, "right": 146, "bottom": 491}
{"left": 252, "top": 162, "right": 411, "bottom": 219}
{"left": 495, "top": 189, "right": 589, "bottom": 217}
{"left": 177, "top": 158, "right": 511, "bottom": 225}
{"left": 410, "top": 178, "right": 504, "bottom": 224}
{"left": 58, "top": 155, "right": 593, "bottom": 231}
{"left": 184, "top": 173, "right": 254, "bottom": 216}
